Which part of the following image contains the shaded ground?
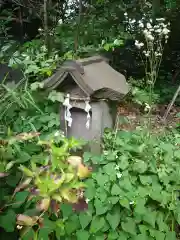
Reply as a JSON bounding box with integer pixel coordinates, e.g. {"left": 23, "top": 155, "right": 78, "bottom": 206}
{"left": 117, "top": 103, "right": 180, "bottom": 131}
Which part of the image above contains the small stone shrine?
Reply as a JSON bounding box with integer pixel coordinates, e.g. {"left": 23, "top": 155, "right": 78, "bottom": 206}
{"left": 43, "top": 55, "right": 129, "bottom": 154}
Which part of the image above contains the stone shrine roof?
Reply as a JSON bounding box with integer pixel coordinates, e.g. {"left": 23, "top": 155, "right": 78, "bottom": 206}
{"left": 43, "top": 55, "right": 129, "bottom": 101}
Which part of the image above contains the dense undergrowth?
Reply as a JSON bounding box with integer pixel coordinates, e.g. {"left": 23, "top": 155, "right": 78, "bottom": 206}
{"left": 0, "top": 83, "right": 179, "bottom": 239}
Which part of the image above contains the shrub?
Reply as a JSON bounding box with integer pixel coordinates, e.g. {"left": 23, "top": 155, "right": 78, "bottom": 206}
{"left": 0, "top": 131, "right": 91, "bottom": 240}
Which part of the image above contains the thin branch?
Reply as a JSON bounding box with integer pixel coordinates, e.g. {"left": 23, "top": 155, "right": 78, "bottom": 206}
{"left": 163, "top": 84, "right": 180, "bottom": 121}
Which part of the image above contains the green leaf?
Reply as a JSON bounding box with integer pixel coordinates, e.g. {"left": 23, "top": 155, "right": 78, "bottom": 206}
{"left": 65, "top": 215, "right": 80, "bottom": 234}
{"left": 94, "top": 173, "right": 109, "bottom": 187}
{"left": 21, "top": 228, "right": 34, "bottom": 240}
{"left": 79, "top": 212, "right": 92, "bottom": 229}
{"left": 85, "top": 179, "right": 96, "bottom": 200}
{"left": 118, "top": 155, "right": 129, "bottom": 170}
{"left": 138, "top": 225, "right": 148, "bottom": 235}
{"left": 13, "top": 191, "right": 29, "bottom": 208}
{"left": 76, "top": 230, "right": 90, "bottom": 240}
{"left": 61, "top": 203, "right": 73, "bottom": 218}
{"left": 38, "top": 228, "right": 51, "bottom": 240}
{"left": 156, "top": 212, "right": 168, "bottom": 232}
{"left": 143, "top": 210, "right": 156, "bottom": 228}
{"left": 149, "top": 230, "right": 165, "bottom": 240}
{"left": 108, "top": 231, "right": 119, "bottom": 239}
{"left": 132, "top": 160, "right": 148, "bottom": 173}
{"left": 133, "top": 234, "right": 149, "bottom": 240}
{"left": 0, "top": 209, "right": 16, "bottom": 232}
{"left": 95, "top": 198, "right": 109, "bottom": 215}
{"left": 108, "top": 196, "right": 119, "bottom": 205}
{"left": 111, "top": 184, "right": 121, "bottom": 195}
{"left": 154, "top": 231, "right": 165, "bottom": 240}
{"left": 121, "top": 218, "right": 137, "bottom": 235}
{"left": 48, "top": 90, "right": 64, "bottom": 103}
{"left": 134, "top": 198, "right": 146, "bottom": 215}
{"left": 139, "top": 175, "right": 152, "bottom": 185}
{"left": 165, "top": 231, "right": 176, "bottom": 240}
{"left": 118, "top": 232, "right": 129, "bottom": 240}
{"left": 103, "top": 163, "right": 116, "bottom": 175}
{"left": 90, "top": 216, "right": 106, "bottom": 233}
{"left": 83, "top": 152, "right": 92, "bottom": 162}
{"left": 17, "top": 152, "right": 31, "bottom": 163}
{"left": 96, "top": 188, "right": 108, "bottom": 202}
{"left": 119, "top": 198, "right": 130, "bottom": 209}
{"left": 106, "top": 207, "right": 120, "bottom": 230}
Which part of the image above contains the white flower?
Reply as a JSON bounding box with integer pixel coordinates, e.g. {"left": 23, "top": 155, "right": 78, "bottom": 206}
{"left": 124, "top": 12, "right": 128, "bottom": 16}
{"left": 130, "top": 19, "right": 136, "bottom": 24}
{"left": 156, "top": 18, "right": 165, "bottom": 21}
{"left": 17, "top": 225, "right": 23, "bottom": 230}
{"left": 38, "top": 28, "right": 43, "bottom": 32}
{"left": 143, "top": 29, "right": 148, "bottom": 36}
{"left": 135, "top": 40, "right": 144, "bottom": 49}
{"left": 129, "top": 201, "right": 135, "bottom": 205}
{"left": 101, "top": 39, "right": 105, "bottom": 45}
{"left": 139, "top": 22, "right": 144, "bottom": 28}
{"left": 116, "top": 173, "right": 122, "bottom": 179}
{"left": 54, "top": 131, "right": 60, "bottom": 137}
{"left": 155, "top": 52, "right": 162, "bottom": 57}
{"left": 85, "top": 198, "right": 90, "bottom": 204}
{"left": 147, "top": 34, "right": 154, "bottom": 41}
{"left": 147, "top": 23, "right": 152, "bottom": 29}
{"left": 114, "top": 39, "right": 119, "bottom": 45}
{"left": 143, "top": 50, "right": 150, "bottom": 57}
{"left": 115, "top": 165, "right": 120, "bottom": 170}
{"left": 58, "top": 19, "right": 63, "bottom": 24}
{"left": 155, "top": 28, "right": 162, "bottom": 34}
{"left": 162, "top": 28, "right": 170, "bottom": 35}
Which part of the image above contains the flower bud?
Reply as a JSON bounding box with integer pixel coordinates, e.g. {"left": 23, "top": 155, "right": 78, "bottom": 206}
{"left": 36, "top": 198, "right": 50, "bottom": 212}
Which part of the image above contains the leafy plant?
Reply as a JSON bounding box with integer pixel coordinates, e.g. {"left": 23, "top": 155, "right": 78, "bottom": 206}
{"left": 0, "top": 130, "right": 91, "bottom": 239}
{"left": 58, "top": 128, "right": 180, "bottom": 239}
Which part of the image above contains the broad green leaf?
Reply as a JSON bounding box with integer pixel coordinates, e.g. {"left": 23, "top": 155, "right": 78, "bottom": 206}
{"left": 119, "top": 198, "right": 130, "bottom": 209}
{"left": 65, "top": 215, "right": 80, "bottom": 235}
{"left": 94, "top": 172, "right": 109, "bottom": 187}
{"left": 108, "top": 196, "right": 119, "bottom": 205}
{"left": 95, "top": 198, "right": 109, "bottom": 215}
{"left": 165, "top": 231, "right": 176, "bottom": 240}
{"left": 156, "top": 212, "right": 168, "bottom": 232}
{"left": 38, "top": 228, "right": 51, "bottom": 240}
{"left": 133, "top": 234, "right": 149, "bottom": 240}
{"left": 79, "top": 212, "right": 92, "bottom": 229}
{"left": 13, "top": 191, "right": 29, "bottom": 208}
{"left": 143, "top": 210, "right": 156, "bottom": 228}
{"left": 134, "top": 198, "right": 146, "bottom": 215}
{"left": 76, "top": 230, "right": 90, "bottom": 240}
{"left": 103, "top": 163, "right": 116, "bottom": 176}
{"left": 139, "top": 175, "right": 152, "bottom": 185}
{"left": 118, "top": 155, "right": 129, "bottom": 170}
{"left": 118, "top": 232, "right": 129, "bottom": 240}
{"left": 106, "top": 208, "right": 121, "bottom": 230}
{"left": 90, "top": 216, "right": 106, "bottom": 233}
{"left": 85, "top": 179, "right": 96, "bottom": 200}
{"left": 83, "top": 152, "right": 92, "bottom": 162}
{"left": 154, "top": 231, "right": 165, "bottom": 240}
{"left": 21, "top": 228, "right": 34, "bottom": 240}
{"left": 108, "top": 231, "right": 119, "bottom": 239}
{"left": 111, "top": 184, "right": 121, "bottom": 195}
{"left": 121, "top": 218, "right": 137, "bottom": 235}
{"left": 61, "top": 204, "right": 73, "bottom": 218}
{"left": 138, "top": 225, "right": 148, "bottom": 235}
{"left": 0, "top": 209, "right": 16, "bottom": 232}
{"left": 96, "top": 188, "right": 108, "bottom": 202}
{"left": 132, "top": 160, "right": 148, "bottom": 173}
